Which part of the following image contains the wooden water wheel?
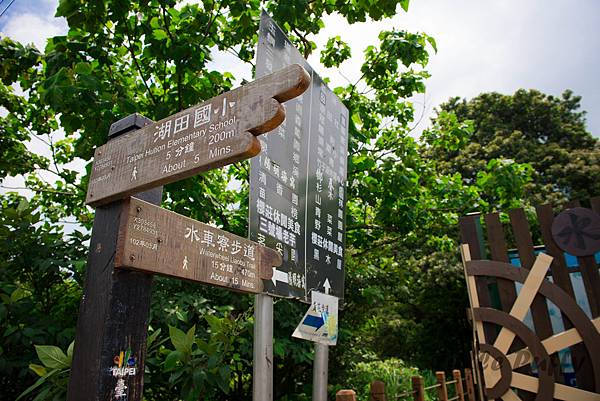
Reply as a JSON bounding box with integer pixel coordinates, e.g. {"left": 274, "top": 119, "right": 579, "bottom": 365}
{"left": 461, "top": 245, "right": 600, "bottom": 401}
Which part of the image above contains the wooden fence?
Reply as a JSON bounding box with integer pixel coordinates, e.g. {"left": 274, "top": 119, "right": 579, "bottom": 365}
{"left": 335, "top": 369, "right": 478, "bottom": 401}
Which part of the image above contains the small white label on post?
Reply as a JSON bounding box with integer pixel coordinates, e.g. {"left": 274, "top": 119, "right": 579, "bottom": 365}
{"left": 292, "top": 291, "right": 338, "bottom": 345}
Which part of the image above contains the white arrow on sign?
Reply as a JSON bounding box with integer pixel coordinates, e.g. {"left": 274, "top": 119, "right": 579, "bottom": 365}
{"left": 272, "top": 267, "right": 289, "bottom": 286}
{"left": 323, "top": 278, "right": 331, "bottom": 294}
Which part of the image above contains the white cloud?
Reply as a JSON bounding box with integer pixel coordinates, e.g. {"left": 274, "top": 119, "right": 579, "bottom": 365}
{"left": 0, "top": 12, "right": 66, "bottom": 51}
{"left": 207, "top": 47, "right": 253, "bottom": 86}
{"left": 306, "top": 0, "right": 600, "bottom": 137}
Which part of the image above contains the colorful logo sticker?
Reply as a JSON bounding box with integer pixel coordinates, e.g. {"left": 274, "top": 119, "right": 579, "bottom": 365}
{"left": 112, "top": 348, "right": 137, "bottom": 376}
{"left": 111, "top": 348, "right": 137, "bottom": 399}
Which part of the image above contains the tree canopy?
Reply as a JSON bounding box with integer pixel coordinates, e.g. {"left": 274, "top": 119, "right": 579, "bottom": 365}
{"left": 430, "top": 89, "right": 600, "bottom": 206}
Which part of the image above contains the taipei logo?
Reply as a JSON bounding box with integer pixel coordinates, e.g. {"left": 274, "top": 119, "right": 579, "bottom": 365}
{"left": 111, "top": 349, "right": 137, "bottom": 377}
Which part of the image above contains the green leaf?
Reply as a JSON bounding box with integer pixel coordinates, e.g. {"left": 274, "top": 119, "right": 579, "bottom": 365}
{"left": 205, "top": 314, "right": 221, "bottom": 332}
{"left": 273, "top": 341, "right": 285, "bottom": 357}
{"left": 67, "top": 341, "right": 74, "bottom": 361}
{"left": 195, "top": 338, "right": 209, "bottom": 353}
{"left": 0, "top": 294, "right": 10, "bottom": 304}
{"left": 427, "top": 36, "right": 437, "bottom": 53}
{"left": 169, "top": 369, "right": 185, "bottom": 384}
{"left": 146, "top": 328, "right": 161, "bottom": 348}
{"left": 16, "top": 198, "right": 29, "bottom": 213}
{"left": 152, "top": 29, "right": 168, "bottom": 41}
{"left": 35, "top": 345, "right": 70, "bottom": 369}
{"left": 29, "top": 363, "right": 47, "bottom": 377}
{"left": 16, "top": 368, "right": 60, "bottom": 400}
{"left": 169, "top": 325, "right": 189, "bottom": 353}
{"left": 32, "top": 386, "right": 51, "bottom": 401}
{"left": 164, "top": 350, "right": 183, "bottom": 371}
{"left": 10, "top": 286, "right": 29, "bottom": 302}
{"left": 207, "top": 354, "right": 219, "bottom": 369}
{"left": 150, "top": 16, "right": 161, "bottom": 29}
{"left": 74, "top": 62, "right": 92, "bottom": 75}
{"left": 186, "top": 325, "right": 196, "bottom": 347}
{"left": 175, "top": 309, "right": 187, "bottom": 322}
{"left": 216, "top": 365, "right": 230, "bottom": 393}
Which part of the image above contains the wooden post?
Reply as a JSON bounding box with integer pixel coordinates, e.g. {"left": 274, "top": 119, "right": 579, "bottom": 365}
{"left": 436, "top": 371, "right": 449, "bottom": 401}
{"left": 453, "top": 369, "right": 465, "bottom": 401}
{"left": 336, "top": 389, "right": 357, "bottom": 401}
{"left": 370, "top": 380, "right": 386, "bottom": 401}
{"left": 464, "top": 368, "right": 476, "bottom": 401}
{"left": 411, "top": 376, "right": 425, "bottom": 401}
{"left": 67, "top": 114, "right": 162, "bottom": 401}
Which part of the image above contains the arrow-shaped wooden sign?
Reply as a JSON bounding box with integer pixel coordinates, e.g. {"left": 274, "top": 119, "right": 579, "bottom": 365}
{"left": 115, "top": 197, "right": 282, "bottom": 294}
{"left": 86, "top": 64, "right": 310, "bottom": 207}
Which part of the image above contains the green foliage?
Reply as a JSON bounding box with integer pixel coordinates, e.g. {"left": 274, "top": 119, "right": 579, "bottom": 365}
{"left": 476, "top": 158, "right": 533, "bottom": 211}
{"left": 0, "top": 38, "right": 51, "bottom": 179}
{"left": 16, "top": 342, "right": 73, "bottom": 401}
{"left": 422, "top": 111, "right": 473, "bottom": 153}
{"left": 0, "top": 195, "right": 86, "bottom": 399}
{"left": 320, "top": 36, "right": 351, "bottom": 68}
{"left": 159, "top": 320, "right": 232, "bottom": 400}
{"left": 142, "top": 280, "right": 257, "bottom": 400}
{"left": 433, "top": 89, "right": 600, "bottom": 205}
{"left": 2, "top": 0, "right": 443, "bottom": 397}
{"left": 333, "top": 251, "right": 472, "bottom": 382}
{"left": 342, "top": 358, "right": 434, "bottom": 401}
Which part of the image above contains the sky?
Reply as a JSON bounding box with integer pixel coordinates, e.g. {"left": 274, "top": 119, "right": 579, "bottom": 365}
{"left": 1, "top": 0, "right": 599, "bottom": 138}
{"left": 311, "top": 0, "right": 600, "bottom": 137}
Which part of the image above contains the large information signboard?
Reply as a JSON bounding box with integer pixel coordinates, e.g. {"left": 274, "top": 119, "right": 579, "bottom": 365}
{"left": 249, "top": 12, "right": 349, "bottom": 302}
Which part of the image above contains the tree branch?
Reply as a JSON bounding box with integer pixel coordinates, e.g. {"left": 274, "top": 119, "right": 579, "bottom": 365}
{"left": 346, "top": 224, "right": 386, "bottom": 232}
{"left": 123, "top": 22, "right": 158, "bottom": 106}
{"left": 198, "top": 0, "right": 222, "bottom": 47}
{"left": 160, "top": 3, "right": 182, "bottom": 111}
{"left": 292, "top": 27, "right": 312, "bottom": 59}
{"left": 350, "top": 236, "right": 399, "bottom": 257}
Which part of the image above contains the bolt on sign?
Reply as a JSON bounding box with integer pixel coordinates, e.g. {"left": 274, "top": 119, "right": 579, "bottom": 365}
{"left": 249, "top": 12, "right": 349, "bottom": 302}
{"left": 86, "top": 64, "right": 310, "bottom": 207}
{"left": 115, "top": 197, "right": 282, "bottom": 294}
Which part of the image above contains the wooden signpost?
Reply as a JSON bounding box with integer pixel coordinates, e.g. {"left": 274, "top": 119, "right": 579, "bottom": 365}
{"left": 69, "top": 63, "right": 310, "bottom": 401}
{"left": 86, "top": 64, "right": 310, "bottom": 207}
{"left": 115, "top": 197, "right": 281, "bottom": 293}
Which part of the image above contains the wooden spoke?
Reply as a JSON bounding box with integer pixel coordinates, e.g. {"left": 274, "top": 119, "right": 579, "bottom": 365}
{"left": 511, "top": 372, "right": 600, "bottom": 401}
{"left": 506, "top": 348, "right": 533, "bottom": 371}
{"left": 461, "top": 244, "right": 486, "bottom": 343}
{"left": 468, "top": 258, "right": 600, "bottom": 390}
{"left": 493, "top": 253, "right": 553, "bottom": 354}
{"left": 500, "top": 388, "right": 523, "bottom": 401}
{"left": 480, "top": 350, "right": 503, "bottom": 388}
{"left": 507, "top": 317, "right": 600, "bottom": 369}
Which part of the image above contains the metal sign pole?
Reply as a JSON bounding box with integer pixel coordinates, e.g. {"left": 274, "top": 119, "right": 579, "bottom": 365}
{"left": 253, "top": 293, "right": 274, "bottom": 401}
{"left": 312, "top": 343, "right": 329, "bottom": 401}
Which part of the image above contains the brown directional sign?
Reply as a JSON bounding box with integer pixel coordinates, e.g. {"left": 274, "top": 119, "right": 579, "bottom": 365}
{"left": 86, "top": 64, "right": 310, "bottom": 207}
{"left": 115, "top": 197, "right": 282, "bottom": 294}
